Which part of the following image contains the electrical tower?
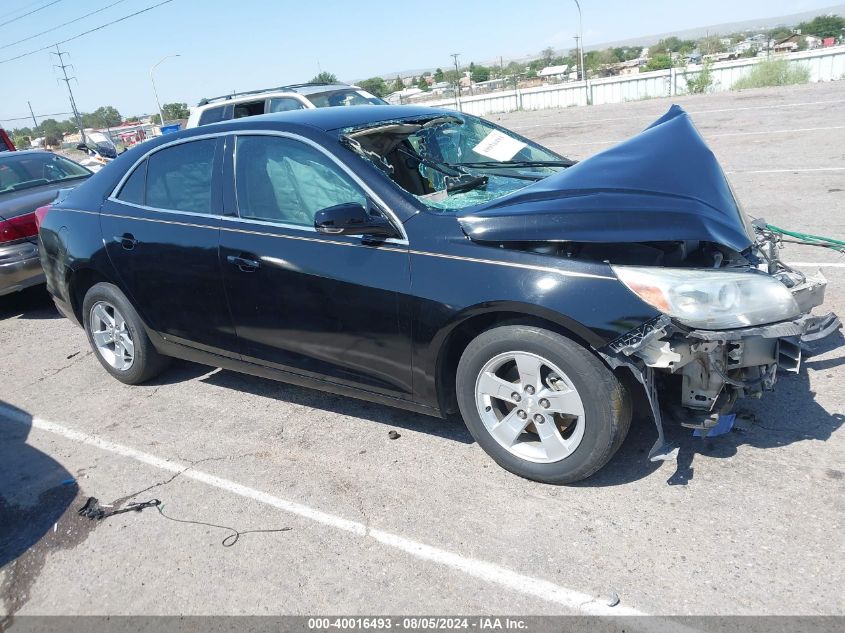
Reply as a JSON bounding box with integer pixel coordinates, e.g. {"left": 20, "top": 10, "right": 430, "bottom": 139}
{"left": 51, "top": 45, "right": 86, "bottom": 143}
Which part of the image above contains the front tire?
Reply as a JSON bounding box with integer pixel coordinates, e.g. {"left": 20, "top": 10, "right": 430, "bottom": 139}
{"left": 456, "top": 325, "right": 630, "bottom": 484}
{"left": 82, "top": 282, "right": 169, "bottom": 384}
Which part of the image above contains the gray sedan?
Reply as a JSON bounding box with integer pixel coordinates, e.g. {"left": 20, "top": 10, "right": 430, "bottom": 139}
{"left": 0, "top": 150, "right": 91, "bottom": 296}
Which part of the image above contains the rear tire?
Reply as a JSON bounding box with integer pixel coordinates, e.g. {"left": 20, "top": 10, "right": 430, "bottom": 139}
{"left": 82, "top": 282, "right": 169, "bottom": 385}
{"left": 456, "top": 324, "right": 630, "bottom": 484}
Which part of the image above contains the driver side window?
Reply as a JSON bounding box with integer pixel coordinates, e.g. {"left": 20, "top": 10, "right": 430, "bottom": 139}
{"left": 234, "top": 135, "right": 367, "bottom": 227}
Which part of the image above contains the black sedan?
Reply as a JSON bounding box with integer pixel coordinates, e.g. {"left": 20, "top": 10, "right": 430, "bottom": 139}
{"left": 37, "top": 105, "right": 839, "bottom": 483}
{"left": 1, "top": 150, "right": 91, "bottom": 296}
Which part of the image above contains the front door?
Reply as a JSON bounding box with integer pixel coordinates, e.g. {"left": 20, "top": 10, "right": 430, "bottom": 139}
{"left": 219, "top": 133, "right": 412, "bottom": 397}
{"left": 101, "top": 137, "right": 238, "bottom": 355}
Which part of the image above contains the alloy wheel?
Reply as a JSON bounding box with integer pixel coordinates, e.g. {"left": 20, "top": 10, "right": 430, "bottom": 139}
{"left": 474, "top": 351, "right": 585, "bottom": 463}
{"left": 89, "top": 301, "right": 135, "bottom": 371}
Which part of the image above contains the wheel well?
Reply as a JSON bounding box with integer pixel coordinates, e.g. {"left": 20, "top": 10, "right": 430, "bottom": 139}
{"left": 435, "top": 312, "right": 594, "bottom": 417}
{"left": 69, "top": 268, "right": 112, "bottom": 323}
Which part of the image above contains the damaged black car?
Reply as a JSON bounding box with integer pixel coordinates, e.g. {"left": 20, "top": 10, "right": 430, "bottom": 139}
{"left": 38, "top": 104, "right": 841, "bottom": 483}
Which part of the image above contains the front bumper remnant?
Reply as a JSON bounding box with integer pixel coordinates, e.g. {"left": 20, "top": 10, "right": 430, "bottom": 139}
{"left": 603, "top": 308, "right": 841, "bottom": 463}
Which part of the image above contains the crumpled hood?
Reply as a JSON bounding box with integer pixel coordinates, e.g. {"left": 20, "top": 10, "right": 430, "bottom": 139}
{"left": 458, "top": 105, "right": 753, "bottom": 253}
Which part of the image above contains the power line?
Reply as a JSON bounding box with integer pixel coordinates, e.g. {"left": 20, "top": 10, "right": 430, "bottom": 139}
{"left": 0, "top": 0, "right": 63, "bottom": 29}
{"left": 0, "top": 0, "right": 175, "bottom": 65}
{"left": 0, "top": 111, "right": 73, "bottom": 122}
{"left": 0, "top": 0, "right": 129, "bottom": 51}
{"left": 0, "top": 0, "right": 48, "bottom": 20}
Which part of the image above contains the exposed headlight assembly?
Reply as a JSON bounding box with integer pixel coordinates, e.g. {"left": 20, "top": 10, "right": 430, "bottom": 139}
{"left": 612, "top": 266, "right": 800, "bottom": 330}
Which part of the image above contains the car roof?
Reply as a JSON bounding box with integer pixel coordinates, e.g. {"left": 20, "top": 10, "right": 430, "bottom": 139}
{"left": 234, "top": 105, "right": 458, "bottom": 132}
{"left": 196, "top": 83, "right": 361, "bottom": 107}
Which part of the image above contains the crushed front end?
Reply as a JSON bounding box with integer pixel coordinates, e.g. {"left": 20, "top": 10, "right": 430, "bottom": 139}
{"left": 603, "top": 227, "right": 841, "bottom": 460}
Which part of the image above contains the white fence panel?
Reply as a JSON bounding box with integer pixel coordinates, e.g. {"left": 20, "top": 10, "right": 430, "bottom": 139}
{"left": 412, "top": 46, "right": 845, "bottom": 116}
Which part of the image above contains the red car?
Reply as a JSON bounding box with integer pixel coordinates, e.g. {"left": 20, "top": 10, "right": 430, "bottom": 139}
{"left": 0, "top": 128, "right": 16, "bottom": 152}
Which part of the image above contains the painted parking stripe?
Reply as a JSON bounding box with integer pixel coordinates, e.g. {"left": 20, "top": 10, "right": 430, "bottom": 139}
{"left": 725, "top": 167, "right": 845, "bottom": 174}
{"left": 508, "top": 99, "right": 845, "bottom": 130}
{"left": 2, "top": 406, "right": 649, "bottom": 618}
{"left": 553, "top": 125, "right": 845, "bottom": 148}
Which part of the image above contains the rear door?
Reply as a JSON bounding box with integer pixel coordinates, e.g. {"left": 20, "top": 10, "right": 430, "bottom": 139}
{"left": 219, "top": 132, "right": 413, "bottom": 397}
{"left": 101, "top": 136, "right": 238, "bottom": 355}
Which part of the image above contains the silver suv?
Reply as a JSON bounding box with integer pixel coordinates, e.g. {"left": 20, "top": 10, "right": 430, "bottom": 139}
{"left": 186, "top": 82, "right": 386, "bottom": 128}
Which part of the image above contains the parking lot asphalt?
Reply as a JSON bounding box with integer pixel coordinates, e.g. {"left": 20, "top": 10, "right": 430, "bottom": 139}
{"left": 2, "top": 81, "right": 844, "bottom": 619}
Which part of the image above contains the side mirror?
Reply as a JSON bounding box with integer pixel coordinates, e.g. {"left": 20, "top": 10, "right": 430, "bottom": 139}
{"left": 76, "top": 143, "right": 88, "bottom": 151}
{"left": 314, "top": 202, "right": 398, "bottom": 238}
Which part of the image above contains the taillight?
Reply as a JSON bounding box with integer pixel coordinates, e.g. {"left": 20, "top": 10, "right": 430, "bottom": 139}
{"left": 34, "top": 204, "right": 52, "bottom": 230}
{"left": 0, "top": 212, "right": 39, "bottom": 244}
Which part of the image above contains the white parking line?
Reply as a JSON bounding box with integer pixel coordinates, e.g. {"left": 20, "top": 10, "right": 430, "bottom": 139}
{"left": 725, "top": 167, "right": 845, "bottom": 174}
{"left": 508, "top": 98, "right": 844, "bottom": 130}
{"left": 551, "top": 125, "right": 845, "bottom": 148}
{"left": 4, "top": 406, "right": 645, "bottom": 617}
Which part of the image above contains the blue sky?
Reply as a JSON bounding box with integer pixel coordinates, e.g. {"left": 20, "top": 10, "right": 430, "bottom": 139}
{"left": 1, "top": 0, "right": 838, "bottom": 126}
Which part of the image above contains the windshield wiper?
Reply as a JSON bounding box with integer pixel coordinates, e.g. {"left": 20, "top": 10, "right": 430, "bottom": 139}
{"left": 454, "top": 159, "right": 575, "bottom": 168}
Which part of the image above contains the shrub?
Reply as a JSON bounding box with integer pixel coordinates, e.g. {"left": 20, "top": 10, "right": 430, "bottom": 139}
{"left": 685, "top": 61, "right": 714, "bottom": 94}
{"left": 732, "top": 59, "right": 810, "bottom": 90}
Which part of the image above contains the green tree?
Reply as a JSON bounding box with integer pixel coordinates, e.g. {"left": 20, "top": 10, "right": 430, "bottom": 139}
{"left": 652, "top": 36, "right": 695, "bottom": 54}
{"left": 470, "top": 64, "right": 490, "bottom": 82}
{"left": 392, "top": 76, "right": 405, "bottom": 92}
{"left": 95, "top": 105, "right": 122, "bottom": 127}
{"left": 39, "top": 118, "right": 64, "bottom": 141}
{"left": 645, "top": 54, "right": 673, "bottom": 71}
{"left": 698, "top": 35, "right": 726, "bottom": 55}
{"left": 162, "top": 102, "right": 190, "bottom": 121}
{"left": 358, "top": 76, "right": 388, "bottom": 97}
{"left": 433, "top": 67, "right": 444, "bottom": 82}
{"left": 12, "top": 134, "right": 31, "bottom": 149}
{"left": 540, "top": 46, "right": 555, "bottom": 65}
{"left": 797, "top": 14, "right": 845, "bottom": 38}
{"left": 416, "top": 76, "right": 430, "bottom": 91}
{"left": 310, "top": 71, "right": 338, "bottom": 83}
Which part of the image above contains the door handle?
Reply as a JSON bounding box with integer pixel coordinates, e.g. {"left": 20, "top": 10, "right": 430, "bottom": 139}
{"left": 113, "top": 234, "right": 138, "bottom": 250}
{"left": 227, "top": 254, "right": 260, "bottom": 272}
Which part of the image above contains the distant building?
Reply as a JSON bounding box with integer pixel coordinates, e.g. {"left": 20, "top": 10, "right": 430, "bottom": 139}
{"left": 774, "top": 33, "right": 822, "bottom": 53}
{"left": 538, "top": 64, "right": 569, "bottom": 79}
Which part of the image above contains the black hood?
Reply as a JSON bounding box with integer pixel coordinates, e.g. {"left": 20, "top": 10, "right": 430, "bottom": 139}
{"left": 458, "top": 105, "right": 753, "bottom": 253}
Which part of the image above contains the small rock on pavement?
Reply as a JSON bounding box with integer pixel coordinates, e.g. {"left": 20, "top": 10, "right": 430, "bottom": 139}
{"left": 605, "top": 591, "right": 620, "bottom": 607}
{"left": 388, "top": 430, "right": 401, "bottom": 440}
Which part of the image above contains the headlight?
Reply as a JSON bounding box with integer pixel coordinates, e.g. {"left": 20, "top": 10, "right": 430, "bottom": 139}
{"left": 612, "top": 266, "right": 800, "bottom": 330}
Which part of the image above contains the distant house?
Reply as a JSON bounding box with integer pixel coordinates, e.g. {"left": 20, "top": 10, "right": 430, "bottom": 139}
{"left": 774, "top": 33, "right": 822, "bottom": 53}
{"left": 608, "top": 59, "right": 640, "bottom": 76}
{"left": 823, "top": 37, "right": 836, "bottom": 47}
{"left": 538, "top": 64, "right": 569, "bottom": 80}
{"left": 474, "top": 78, "right": 508, "bottom": 91}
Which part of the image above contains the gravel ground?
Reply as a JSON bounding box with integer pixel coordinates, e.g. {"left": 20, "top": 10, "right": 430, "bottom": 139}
{"left": 1, "top": 81, "right": 844, "bottom": 620}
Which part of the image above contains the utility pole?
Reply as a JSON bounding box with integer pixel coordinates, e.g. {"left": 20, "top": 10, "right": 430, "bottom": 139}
{"left": 574, "top": 35, "right": 581, "bottom": 78}
{"left": 451, "top": 52, "right": 462, "bottom": 110}
{"left": 51, "top": 46, "right": 85, "bottom": 144}
{"left": 27, "top": 101, "right": 39, "bottom": 134}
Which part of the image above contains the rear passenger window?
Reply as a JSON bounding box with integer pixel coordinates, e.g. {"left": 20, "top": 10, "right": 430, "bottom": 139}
{"left": 198, "top": 106, "right": 227, "bottom": 126}
{"left": 268, "top": 98, "right": 305, "bottom": 113}
{"left": 145, "top": 139, "right": 216, "bottom": 214}
{"left": 233, "top": 100, "right": 266, "bottom": 119}
{"left": 116, "top": 160, "right": 146, "bottom": 205}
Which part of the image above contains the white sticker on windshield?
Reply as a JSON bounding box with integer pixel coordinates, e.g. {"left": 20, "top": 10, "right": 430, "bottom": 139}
{"left": 472, "top": 130, "right": 527, "bottom": 162}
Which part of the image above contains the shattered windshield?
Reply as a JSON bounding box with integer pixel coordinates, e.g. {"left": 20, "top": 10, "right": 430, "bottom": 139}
{"left": 340, "top": 113, "right": 573, "bottom": 211}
